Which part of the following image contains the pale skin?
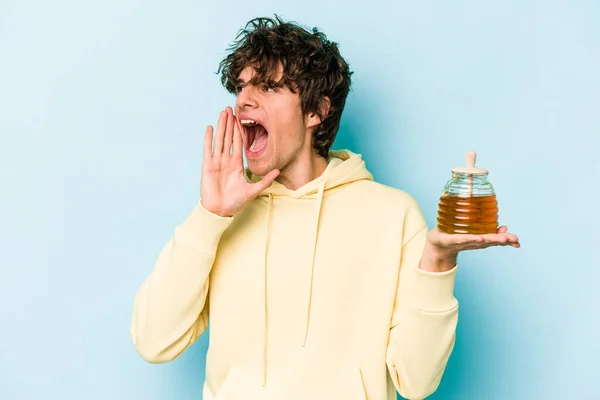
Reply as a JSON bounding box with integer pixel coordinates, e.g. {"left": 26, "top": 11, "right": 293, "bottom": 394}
{"left": 201, "top": 66, "right": 520, "bottom": 273}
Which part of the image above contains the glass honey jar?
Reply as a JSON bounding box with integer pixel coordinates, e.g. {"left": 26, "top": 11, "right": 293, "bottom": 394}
{"left": 437, "top": 151, "right": 499, "bottom": 235}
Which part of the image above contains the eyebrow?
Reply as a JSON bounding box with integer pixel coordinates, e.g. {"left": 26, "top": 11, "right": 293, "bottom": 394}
{"left": 234, "top": 77, "right": 286, "bottom": 88}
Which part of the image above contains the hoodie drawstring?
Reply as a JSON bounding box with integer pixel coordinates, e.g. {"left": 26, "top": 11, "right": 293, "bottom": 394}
{"left": 302, "top": 181, "right": 326, "bottom": 346}
{"left": 247, "top": 151, "right": 372, "bottom": 388}
{"left": 262, "top": 193, "right": 273, "bottom": 387}
{"left": 261, "top": 181, "right": 326, "bottom": 386}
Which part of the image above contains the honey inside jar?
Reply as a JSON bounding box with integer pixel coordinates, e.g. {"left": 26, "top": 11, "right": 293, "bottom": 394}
{"left": 437, "top": 194, "right": 498, "bottom": 234}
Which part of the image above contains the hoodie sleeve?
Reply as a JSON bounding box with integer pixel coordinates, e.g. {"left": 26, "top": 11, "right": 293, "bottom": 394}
{"left": 386, "top": 212, "right": 459, "bottom": 399}
{"left": 130, "top": 200, "right": 233, "bottom": 363}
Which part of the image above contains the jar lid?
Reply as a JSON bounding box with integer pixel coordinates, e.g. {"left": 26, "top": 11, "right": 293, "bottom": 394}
{"left": 451, "top": 150, "right": 488, "bottom": 174}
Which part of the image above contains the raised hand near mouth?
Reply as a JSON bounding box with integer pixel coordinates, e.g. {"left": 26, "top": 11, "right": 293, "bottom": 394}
{"left": 200, "top": 106, "right": 280, "bottom": 217}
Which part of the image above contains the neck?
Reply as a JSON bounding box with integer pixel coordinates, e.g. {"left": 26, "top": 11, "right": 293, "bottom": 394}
{"left": 276, "top": 152, "right": 328, "bottom": 191}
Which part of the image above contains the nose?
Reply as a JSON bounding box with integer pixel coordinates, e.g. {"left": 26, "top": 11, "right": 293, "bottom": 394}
{"left": 235, "top": 85, "right": 259, "bottom": 110}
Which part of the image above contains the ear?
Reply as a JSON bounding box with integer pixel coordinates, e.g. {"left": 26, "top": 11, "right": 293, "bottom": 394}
{"left": 305, "top": 96, "right": 331, "bottom": 129}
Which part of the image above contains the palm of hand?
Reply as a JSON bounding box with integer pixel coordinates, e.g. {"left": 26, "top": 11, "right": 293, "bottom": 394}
{"left": 427, "top": 225, "right": 520, "bottom": 254}
{"left": 200, "top": 107, "right": 280, "bottom": 217}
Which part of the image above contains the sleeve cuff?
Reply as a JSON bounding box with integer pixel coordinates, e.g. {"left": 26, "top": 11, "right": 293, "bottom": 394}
{"left": 409, "top": 264, "right": 458, "bottom": 311}
{"left": 174, "top": 200, "right": 234, "bottom": 255}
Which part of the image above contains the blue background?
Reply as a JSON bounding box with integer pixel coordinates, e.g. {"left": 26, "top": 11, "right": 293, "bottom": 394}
{"left": 1, "top": 1, "right": 598, "bottom": 399}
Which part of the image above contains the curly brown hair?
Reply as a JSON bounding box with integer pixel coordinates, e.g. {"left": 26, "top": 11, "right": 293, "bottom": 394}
{"left": 217, "top": 15, "right": 353, "bottom": 158}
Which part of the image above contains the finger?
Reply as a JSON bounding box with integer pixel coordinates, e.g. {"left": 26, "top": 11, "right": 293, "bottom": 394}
{"left": 204, "top": 125, "right": 214, "bottom": 159}
{"left": 495, "top": 226, "right": 519, "bottom": 242}
{"left": 485, "top": 234, "right": 509, "bottom": 244}
{"left": 248, "top": 169, "right": 280, "bottom": 197}
{"left": 214, "top": 110, "right": 227, "bottom": 156}
{"left": 486, "top": 233, "right": 519, "bottom": 244}
{"left": 494, "top": 240, "right": 519, "bottom": 248}
{"left": 468, "top": 240, "right": 510, "bottom": 250}
{"left": 232, "top": 113, "right": 243, "bottom": 161}
{"left": 452, "top": 234, "right": 485, "bottom": 245}
{"left": 479, "top": 236, "right": 519, "bottom": 249}
{"left": 223, "top": 107, "right": 234, "bottom": 157}
{"left": 458, "top": 235, "right": 521, "bottom": 251}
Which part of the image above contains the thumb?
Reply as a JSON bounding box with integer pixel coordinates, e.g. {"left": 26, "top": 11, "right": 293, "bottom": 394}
{"left": 248, "top": 169, "right": 280, "bottom": 197}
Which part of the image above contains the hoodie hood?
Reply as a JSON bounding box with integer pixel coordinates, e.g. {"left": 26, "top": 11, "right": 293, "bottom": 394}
{"left": 246, "top": 149, "right": 374, "bottom": 199}
{"left": 244, "top": 149, "right": 373, "bottom": 386}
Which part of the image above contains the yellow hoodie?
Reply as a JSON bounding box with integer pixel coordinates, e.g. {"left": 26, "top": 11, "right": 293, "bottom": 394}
{"left": 131, "top": 150, "right": 458, "bottom": 400}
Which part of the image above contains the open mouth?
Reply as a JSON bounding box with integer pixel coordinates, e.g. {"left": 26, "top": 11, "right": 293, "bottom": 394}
{"left": 240, "top": 119, "right": 268, "bottom": 154}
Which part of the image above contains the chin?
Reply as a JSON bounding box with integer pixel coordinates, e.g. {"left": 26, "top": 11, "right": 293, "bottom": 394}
{"left": 246, "top": 159, "right": 272, "bottom": 178}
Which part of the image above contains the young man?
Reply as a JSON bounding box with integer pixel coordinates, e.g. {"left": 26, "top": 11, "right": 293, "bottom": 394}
{"left": 130, "top": 16, "right": 519, "bottom": 400}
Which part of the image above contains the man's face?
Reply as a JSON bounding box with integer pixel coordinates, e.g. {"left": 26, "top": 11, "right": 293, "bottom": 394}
{"left": 234, "top": 64, "right": 318, "bottom": 177}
